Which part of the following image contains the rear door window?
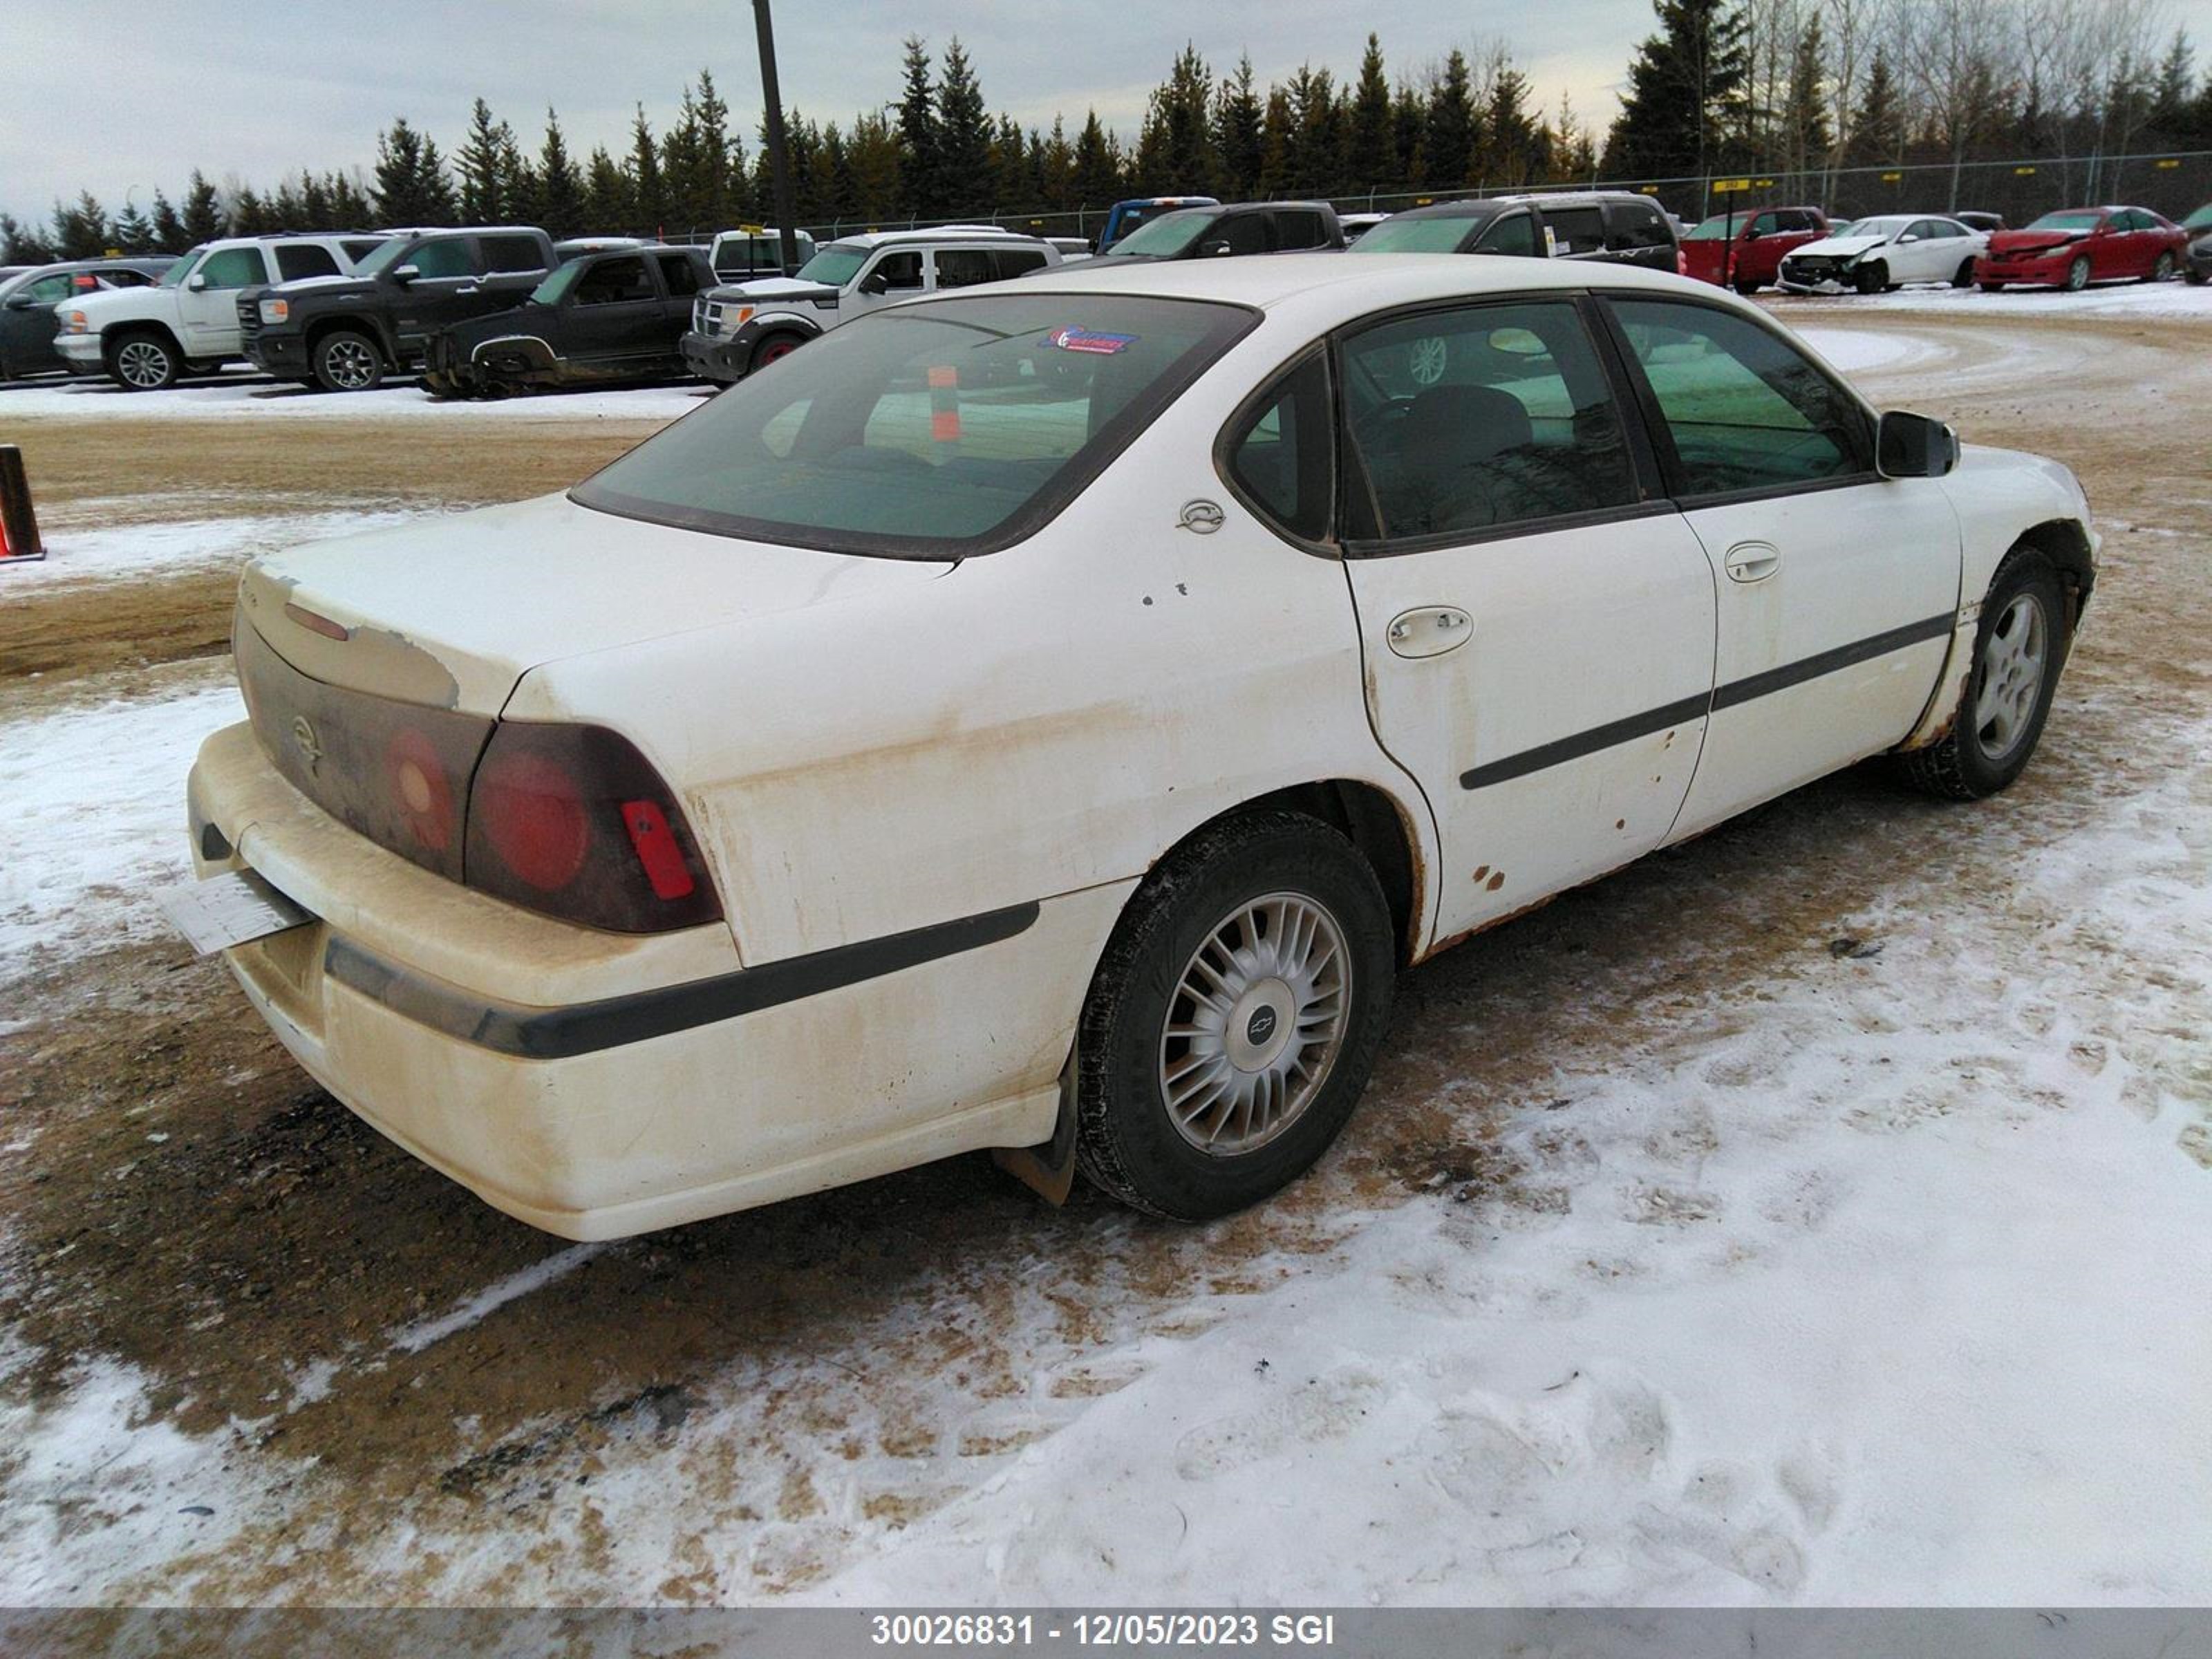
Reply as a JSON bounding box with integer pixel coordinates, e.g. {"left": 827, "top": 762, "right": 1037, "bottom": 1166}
{"left": 275, "top": 244, "right": 341, "bottom": 281}
{"left": 656, "top": 253, "right": 704, "bottom": 297}
{"left": 574, "top": 256, "right": 654, "bottom": 305}
{"left": 988, "top": 249, "right": 1049, "bottom": 280}
{"left": 932, "top": 249, "right": 996, "bottom": 289}
{"left": 481, "top": 236, "right": 546, "bottom": 274}
{"left": 1474, "top": 212, "right": 1538, "bottom": 256}
{"left": 1340, "top": 301, "right": 1640, "bottom": 542}
{"left": 1607, "top": 201, "right": 1674, "bottom": 250}
{"left": 1540, "top": 206, "right": 1605, "bottom": 255}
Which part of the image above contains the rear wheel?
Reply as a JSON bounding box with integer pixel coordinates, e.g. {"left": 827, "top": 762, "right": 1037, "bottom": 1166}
{"left": 108, "top": 331, "right": 178, "bottom": 391}
{"left": 2146, "top": 251, "right": 2175, "bottom": 283}
{"left": 2063, "top": 256, "right": 2091, "bottom": 292}
{"left": 1074, "top": 812, "right": 1396, "bottom": 1221}
{"left": 1951, "top": 258, "right": 1977, "bottom": 288}
{"left": 1733, "top": 278, "right": 1763, "bottom": 297}
{"left": 1899, "top": 550, "right": 2066, "bottom": 800}
{"left": 312, "top": 330, "right": 384, "bottom": 393}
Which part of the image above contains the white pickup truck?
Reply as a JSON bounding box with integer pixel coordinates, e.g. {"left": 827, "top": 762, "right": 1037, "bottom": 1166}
{"left": 57, "top": 233, "right": 387, "bottom": 389}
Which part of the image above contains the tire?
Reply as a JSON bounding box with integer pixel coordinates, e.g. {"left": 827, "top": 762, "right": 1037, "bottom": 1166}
{"left": 1978, "top": 281, "right": 2005, "bottom": 293}
{"left": 2187, "top": 268, "right": 2207, "bottom": 286}
{"left": 1074, "top": 810, "right": 1396, "bottom": 1221}
{"left": 107, "top": 330, "right": 178, "bottom": 391}
{"left": 312, "top": 329, "right": 385, "bottom": 393}
{"left": 1951, "top": 259, "right": 1977, "bottom": 288}
{"left": 2063, "top": 256, "right": 2091, "bottom": 293}
{"left": 1898, "top": 549, "right": 2068, "bottom": 801}
{"left": 1853, "top": 261, "right": 1887, "bottom": 296}
{"left": 1733, "top": 279, "right": 1763, "bottom": 297}
{"left": 750, "top": 331, "right": 806, "bottom": 371}
{"left": 2145, "top": 252, "right": 2175, "bottom": 283}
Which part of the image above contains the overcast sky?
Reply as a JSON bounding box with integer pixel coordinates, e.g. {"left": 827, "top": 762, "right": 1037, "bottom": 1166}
{"left": 6, "top": 0, "right": 2211, "bottom": 225}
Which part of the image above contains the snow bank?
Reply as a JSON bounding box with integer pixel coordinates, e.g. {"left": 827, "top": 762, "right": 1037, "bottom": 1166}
{"left": 0, "top": 671, "right": 242, "bottom": 973}
{"left": 1774, "top": 279, "right": 2211, "bottom": 321}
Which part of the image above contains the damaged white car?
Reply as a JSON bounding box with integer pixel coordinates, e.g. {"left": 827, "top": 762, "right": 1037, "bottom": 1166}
{"left": 1777, "top": 214, "right": 1991, "bottom": 294}
{"left": 168, "top": 256, "right": 2097, "bottom": 1239}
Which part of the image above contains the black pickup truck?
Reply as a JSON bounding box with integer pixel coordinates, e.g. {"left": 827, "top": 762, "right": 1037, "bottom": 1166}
{"left": 239, "top": 226, "right": 557, "bottom": 392}
{"left": 422, "top": 245, "right": 715, "bottom": 397}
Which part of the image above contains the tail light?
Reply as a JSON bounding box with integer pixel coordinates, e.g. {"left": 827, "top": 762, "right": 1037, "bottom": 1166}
{"left": 1676, "top": 248, "right": 1689, "bottom": 276}
{"left": 464, "top": 722, "right": 722, "bottom": 932}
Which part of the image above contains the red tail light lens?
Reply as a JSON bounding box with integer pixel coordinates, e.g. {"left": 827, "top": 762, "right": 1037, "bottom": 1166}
{"left": 463, "top": 722, "right": 722, "bottom": 932}
{"left": 1676, "top": 248, "right": 1689, "bottom": 276}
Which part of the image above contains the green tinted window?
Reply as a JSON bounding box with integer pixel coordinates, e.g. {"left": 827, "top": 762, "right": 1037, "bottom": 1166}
{"left": 1611, "top": 299, "right": 1869, "bottom": 496}
{"left": 574, "top": 294, "right": 1254, "bottom": 556}
{"left": 1474, "top": 213, "right": 1538, "bottom": 256}
{"left": 1351, "top": 216, "right": 1482, "bottom": 254}
{"left": 195, "top": 247, "right": 267, "bottom": 289}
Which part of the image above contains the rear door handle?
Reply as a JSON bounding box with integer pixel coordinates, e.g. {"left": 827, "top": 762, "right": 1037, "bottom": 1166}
{"left": 1724, "top": 542, "right": 1782, "bottom": 583}
{"left": 1385, "top": 606, "right": 1472, "bottom": 658}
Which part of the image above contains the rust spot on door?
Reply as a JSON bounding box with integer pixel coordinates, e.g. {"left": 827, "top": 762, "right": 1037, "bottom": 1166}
{"left": 1485, "top": 871, "right": 1505, "bottom": 892}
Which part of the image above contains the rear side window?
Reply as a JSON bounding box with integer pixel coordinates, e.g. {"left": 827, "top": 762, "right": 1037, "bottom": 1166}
{"left": 1224, "top": 353, "right": 1333, "bottom": 542}
{"left": 932, "top": 249, "right": 995, "bottom": 289}
{"left": 1273, "top": 212, "right": 1328, "bottom": 251}
{"left": 575, "top": 256, "right": 653, "bottom": 304}
{"left": 482, "top": 236, "right": 546, "bottom": 273}
{"left": 1341, "top": 301, "right": 1639, "bottom": 543}
{"left": 409, "top": 238, "right": 476, "bottom": 279}
{"left": 657, "top": 253, "right": 704, "bottom": 297}
{"left": 574, "top": 294, "right": 1255, "bottom": 556}
{"left": 1610, "top": 299, "right": 1869, "bottom": 496}
{"left": 1608, "top": 202, "right": 1674, "bottom": 250}
{"left": 1541, "top": 207, "right": 1605, "bottom": 254}
{"left": 989, "top": 249, "right": 1048, "bottom": 280}
{"left": 195, "top": 247, "right": 268, "bottom": 289}
{"left": 275, "top": 245, "right": 341, "bottom": 281}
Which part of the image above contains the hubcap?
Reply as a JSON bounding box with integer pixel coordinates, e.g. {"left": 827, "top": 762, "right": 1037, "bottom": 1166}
{"left": 1159, "top": 892, "right": 1349, "bottom": 1156}
{"left": 325, "top": 340, "right": 377, "bottom": 389}
{"left": 1972, "top": 592, "right": 2049, "bottom": 762}
{"left": 118, "top": 341, "right": 168, "bottom": 386}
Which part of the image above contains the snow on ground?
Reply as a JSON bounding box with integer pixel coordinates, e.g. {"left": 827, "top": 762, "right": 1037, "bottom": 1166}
{"left": 0, "top": 666, "right": 241, "bottom": 971}
{"left": 1791, "top": 327, "right": 1942, "bottom": 374}
{"left": 1775, "top": 277, "right": 2211, "bottom": 321}
{"left": 10, "top": 507, "right": 445, "bottom": 585}
{"left": 0, "top": 371, "right": 709, "bottom": 423}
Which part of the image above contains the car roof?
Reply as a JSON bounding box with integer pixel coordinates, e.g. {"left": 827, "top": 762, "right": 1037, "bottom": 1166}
{"left": 824, "top": 227, "right": 1048, "bottom": 247}
{"left": 1004, "top": 250, "right": 1708, "bottom": 316}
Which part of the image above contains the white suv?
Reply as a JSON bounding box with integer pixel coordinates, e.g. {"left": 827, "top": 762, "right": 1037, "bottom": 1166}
{"left": 682, "top": 227, "right": 1060, "bottom": 383}
{"left": 58, "top": 234, "right": 388, "bottom": 390}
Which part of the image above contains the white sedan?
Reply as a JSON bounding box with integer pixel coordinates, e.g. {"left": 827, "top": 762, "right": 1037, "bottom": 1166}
{"left": 169, "top": 255, "right": 2097, "bottom": 1239}
{"left": 1777, "top": 214, "right": 1991, "bottom": 294}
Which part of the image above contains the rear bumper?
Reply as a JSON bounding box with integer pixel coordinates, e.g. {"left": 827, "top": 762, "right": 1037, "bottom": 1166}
{"left": 185, "top": 722, "right": 1111, "bottom": 1237}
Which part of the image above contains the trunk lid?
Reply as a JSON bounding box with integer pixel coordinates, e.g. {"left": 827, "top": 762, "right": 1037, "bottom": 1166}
{"left": 239, "top": 491, "right": 951, "bottom": 715}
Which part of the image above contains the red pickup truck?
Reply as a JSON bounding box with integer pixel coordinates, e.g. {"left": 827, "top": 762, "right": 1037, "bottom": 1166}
{"left": 1679, "top": 205, "right": 1831, "bottom": 293}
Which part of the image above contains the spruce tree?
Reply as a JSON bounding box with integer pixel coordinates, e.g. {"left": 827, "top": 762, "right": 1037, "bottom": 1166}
{"left": 628, "top": 108, "right": 666, "bottom": 233}
{"left": 150, "top": 191, "right": 187, "bottom": 251}
{"left": 371, "top": 118, "right": 456, "bottom": 225}
{"left": 897, "top": 37, "right": 940, "bottom": 218}
{"left": 113, "top": 201, "right": 156, "bottom": 253}
{"left": 181, "top": 171, "right": 224, "bottom": 243}
{"left": 536, "top": 109, "right": 585, "bottom": 236}
{"left": 583, "top": 147, "right": 632, "bottom": 233}
{"left": 1425, "top": 50, "right": 1477, "bottom": 187}
{"left": 1847, "top": 48, "right": 1902, "bottom": 167}
{"left": 1071, "top": 111, "right": 1121, "bottom": 214}
{"left": 935, "top": 39, "right": 993, "bottom": 217}
{"left": 456, "top": 99, "right": 518, "bottom": 221}
{"left": 1135, "top": 44, "right": 1215, "bottom": 196}
{"left": 1213, "top": 58, "right": 1265, "bottom": 200}
{"left": 1603, "top": 0, "right": 1750, "bottom": 181}
{"left": 53, "top": 192, "right": 111, "bottom": 258}
{"left": 1348, "top": 35, "right": 1395, "bottom": 194}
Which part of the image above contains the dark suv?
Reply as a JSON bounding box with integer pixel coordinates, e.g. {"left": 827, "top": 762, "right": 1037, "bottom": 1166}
{"left": 1352, "top": 191, "right": 1679, "bottom": 272}
{"left": 424, "top": 246, "right": 715, "bottom": 397}
{"left": 1097, "top": 201, "right": 1344, "bottom": 261}
{"left": 241, "top": 226, "right": 559, "bottom": 392}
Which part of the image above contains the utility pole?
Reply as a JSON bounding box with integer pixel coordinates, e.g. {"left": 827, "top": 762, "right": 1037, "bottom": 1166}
{"left": 753, "top": 0, "right": 802, "bottom": 275}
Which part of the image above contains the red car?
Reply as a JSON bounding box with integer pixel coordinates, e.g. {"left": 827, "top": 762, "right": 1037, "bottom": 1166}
{"left": 1678, "top": 205, "right": 1830, "bottom": 293}
{"left": 1975, "top": 206, "right": 2189, "bottom": 292}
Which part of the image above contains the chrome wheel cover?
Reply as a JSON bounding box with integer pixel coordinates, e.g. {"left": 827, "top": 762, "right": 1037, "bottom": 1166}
{"left": 116, "top": 340, "right": 169, "bottom": 387}
{"left": 1159, "top": 892, "right": 1350, "bottom": 1156}
{"left": 1972, "top": 591, "right": 2049, "bottom": 762}
{"left": 323, "top": 339, "right": 378, "bottom": 389}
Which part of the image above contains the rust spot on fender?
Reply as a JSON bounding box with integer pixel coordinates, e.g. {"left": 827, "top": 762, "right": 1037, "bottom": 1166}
{"left": 1615, "top": 818, "right": 1626, "bottom": 831}
{"left": 1485, "top": 870, "right": 1505, "bottom": 892}
{"left": 1416, "top": 892, "right": 1559, "bottom": 964}
{"left": 1471, "top": 864, "right": 1490, "bottom": 883}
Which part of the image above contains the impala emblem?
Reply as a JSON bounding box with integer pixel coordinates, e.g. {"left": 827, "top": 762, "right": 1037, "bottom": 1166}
{"left": 1178, "top": 499, "right": 1225, "bottom": 534}
{"left": 291, "top": 714, "right": 323, "bottom": 774}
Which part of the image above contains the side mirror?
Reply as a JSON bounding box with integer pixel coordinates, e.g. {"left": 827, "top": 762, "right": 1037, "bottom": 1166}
{"left": 1898, "top": 233, "right": 1920, "bottom": 243}
{"left": 391, "top": 263, "right": 420, "bottom": 285}
{"left": 858, "top": 272, "right": 889, "bottom": 296}
{"left": 186, "top": 274, "right": 207, "bottom": 292}
{"left": 1200, "top": 240, "right": 1234, "bottom": 257}
{"left": 1877, "top": 410, "right": 1959, "bottom": 479}
{"left": 3, "top": 294, "right": 35, "bottom": 311}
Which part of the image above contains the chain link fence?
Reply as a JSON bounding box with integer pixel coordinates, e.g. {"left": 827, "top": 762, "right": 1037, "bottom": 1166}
{"left": 729, "top": 148, "right": 2209, "bottom": 247}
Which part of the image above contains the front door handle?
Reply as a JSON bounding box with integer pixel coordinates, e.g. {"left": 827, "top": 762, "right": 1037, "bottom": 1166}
{"left": 1385, "top": 606, "right": 1472, "bottom": 659}
{"left": 1724, "top": 541, "right": 1782, "bottom": 583}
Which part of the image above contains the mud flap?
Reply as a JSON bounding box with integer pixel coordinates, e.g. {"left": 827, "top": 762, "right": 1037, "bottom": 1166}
{"left": 993, "top": 1047, "right": 1078, "bottom": 1205}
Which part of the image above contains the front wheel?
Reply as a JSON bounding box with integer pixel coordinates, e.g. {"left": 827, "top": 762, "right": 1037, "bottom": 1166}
{"left": 1898, "top": 550, "right": 2066, "bottom": 800}
{"left": 1074, "top": 812, "right": 1396, "bottom": 1221}
{"left": 1853, "top": 261, "right": 1887, "bottom": 295}
{"left": 2146, "top": 252, "right": 2175, "bottom": 283}
{"left": 312, "top": 330, "right": 384, "bottom": 393}
{"left": 2063, "top": 256, "right": 2091, "bottom": 292}
{"left": 1978, "top": 281, "right": 2006, "bottom": 293}
{"left": 108, "top": 332, "right": 178, "bottom": 391}
{"left": 750, "top": 331, "right": 805, "bottom": 371}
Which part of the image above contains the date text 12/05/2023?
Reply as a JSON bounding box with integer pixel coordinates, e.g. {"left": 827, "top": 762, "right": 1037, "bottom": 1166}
{"left": 868, "top": 1613, "right": 1340, "bottom": 1647}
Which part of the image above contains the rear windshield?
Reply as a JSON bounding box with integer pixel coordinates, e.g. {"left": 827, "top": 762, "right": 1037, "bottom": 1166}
{"left": 1352, "top": 216, "right": 1483, "bottom": 254}
{"left": 572, "top": 294, "right": 1255, "bottom": 558}
{"left": 2026, "top": 210, "right": 2104, "bottom": 232}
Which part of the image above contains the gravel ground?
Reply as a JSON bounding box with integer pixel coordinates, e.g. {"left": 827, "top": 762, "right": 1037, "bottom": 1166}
{"left": 0, "top": 298, "right": 2206, "bottom": 1609}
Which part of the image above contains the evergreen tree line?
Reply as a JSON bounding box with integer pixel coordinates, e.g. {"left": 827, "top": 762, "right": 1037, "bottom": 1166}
{"left": 7, "top": 3, "right": 2212, "bottom": 265}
